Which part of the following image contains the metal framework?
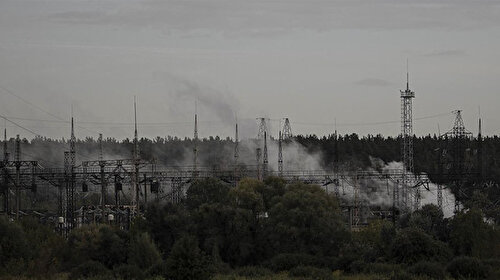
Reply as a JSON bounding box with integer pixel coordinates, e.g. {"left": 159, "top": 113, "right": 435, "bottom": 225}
{"left": 439, "top": 110, "right": 473, "bottom": 213}
{"left": 257, "top": 118, "right": 268, "bottom": 139}
{"left": 278, "top": 131, "right": 283, "bottom": 177}
{"left": 282, "top": 118, "right": 292, "bottom": 139}
{"left": 400, "top": 71, "right": 415, "bottom": 212}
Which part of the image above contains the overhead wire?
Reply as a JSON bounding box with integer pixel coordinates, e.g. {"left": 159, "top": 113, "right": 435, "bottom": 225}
{"left": 0, "top": 84, "right": 100, "bottom": 135}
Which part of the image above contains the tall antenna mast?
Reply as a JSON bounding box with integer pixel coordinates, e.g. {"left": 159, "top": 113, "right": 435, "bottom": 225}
{"left": 263, "top": 131, "right": 268, "bottom": 178}
{"left": 3, "top": 119, "right": 8, "bottom": 162}
{"left": 477, "top": 116, "right": 483, "bottom": 180}
{"left": 133, "top": 96, "right": 140, "bottom": 212}
{"left": 234, "top": 118, "right": 239, "bottom": 164}
{"left": 134, "top": 96, "right": 138, "bottom": 160}
{"left": 234, "top": 118, "right": 239, "bottom": 185}
{"left": 193, "top": 100, "right": 198, "bottom": 177}
{"left": 400, "top": 61, "right": 416, "bottom": 212}
{"left": 278, "top": 131, "right": 283, "bottom": 177}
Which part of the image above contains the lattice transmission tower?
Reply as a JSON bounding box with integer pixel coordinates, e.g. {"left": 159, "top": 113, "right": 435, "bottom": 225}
{"left": 282, "top": 118, "right": 292, "bottom": 139}
{"left": 400, "top": 69, "right": 415, "bottom": 212}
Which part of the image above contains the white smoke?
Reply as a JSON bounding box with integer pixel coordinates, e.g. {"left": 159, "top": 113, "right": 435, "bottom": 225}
{"left": 331, "top": 158, "right": 457, "bottom": 218}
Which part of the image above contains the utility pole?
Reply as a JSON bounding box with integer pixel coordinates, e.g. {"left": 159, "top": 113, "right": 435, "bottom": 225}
{"left": 133, "top": 97, "right": 140, "bottom": 213}
{"left": 477, "top": 118, "right": 483, "bottom": 180}
{"left": 263, "top": 131, "right": 268, "bottom": 178}
{"left": 400, "top": 66, "right": 415, "bottom": 212}
{"left": 234, "top": 120, "right": 239, "bottom": 184}
{"left": 278, "top": 131, "right": 283, "bottom": 177}
{"left": 68, "top": 116, "right": 76, "bottom": 230}
{"left": 15, "top": 135, "right": 20, "bottom": 220}
{"left": 193, "top": 101, "right": 198, "bottom": 178}
{"left": 98, "top": 133, "right": 103, "bottom": 161}
{"left": 256, "top": 148, "right": 262, "bottom": 181}
{"left": 3, "top": 127, "right": 9, "bottom": 213}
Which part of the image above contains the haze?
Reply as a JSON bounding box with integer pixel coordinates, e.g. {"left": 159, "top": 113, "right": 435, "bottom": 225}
{"left": 0, "top": 0, "right": 499, "bottom": 140}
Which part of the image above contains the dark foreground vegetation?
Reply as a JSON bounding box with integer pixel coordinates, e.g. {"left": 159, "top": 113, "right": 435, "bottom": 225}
{"left": 1, "top": 177, "right": 499, "bottom": 280}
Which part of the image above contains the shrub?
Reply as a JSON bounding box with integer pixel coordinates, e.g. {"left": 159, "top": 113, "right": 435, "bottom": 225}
{"left": 288, "top": 266, "right": 333, "bottom": 280}
{"left": 265, "top": 253, "right": 320, "bottom": 272}
{"left": 147, "top": 262, "right": 168, "bottom": 278}
{"left": 113, "top": 264, "right": 145, "bottom": 280}
{"left": 408, "top": 261, "right": 445, "bottom": 280}
{"left": 165, "top": 236, "right": 214, "bottom": 280}
{"left": 389, "top": 270, "right": 414, "bottom": 280}
{"left": 0, "top": 218, "right": 30, "bottom": 272}
{"left": 447, "top": 256, "right": 490, "bottom": 279}
{"left": 70, "top": 260, "right": 110, "bottom": 279}
{"left": 391, "top": 228, "right": 451, "bottom": 264}
{"left": 364, "top": 262, "right": 402, "bottom": 275}
{"left": 128, "top": 232, "right": 162, "bottom": 270}
{"left": 235, "top": 266, "right": 272, "bottom": 277}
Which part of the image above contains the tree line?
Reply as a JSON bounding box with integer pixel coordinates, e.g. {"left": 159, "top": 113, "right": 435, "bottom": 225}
{"left": 1, "top": 177, "right": 499, "bottom": 279}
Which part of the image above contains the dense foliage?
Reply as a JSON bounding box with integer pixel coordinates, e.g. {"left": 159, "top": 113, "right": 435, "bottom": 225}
{"left": 1, "top": 177, "right": 499, "bottom": 279}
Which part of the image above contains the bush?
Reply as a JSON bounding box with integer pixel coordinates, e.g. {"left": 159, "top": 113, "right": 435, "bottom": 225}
{"left": 364, "top": 262, "right": 402, "bottom": 275}
{"left": 147, "top": 262, "right": 168, "bottom": 278}
{"left": 288, "top": 266, "right": 333, "bottom": 280}
{"left": 389, "top": 270, "right": 414, "bottom": 280}
{"left": 265, "top": 253, "right": 321, "bottom": 272}
{"left": 391, "top": 228, "right": 451, "bottom": 264}
{"left": 113, "top": 264, "right": 145, "bottom": 280}
{"left": 0, "top": 218, "right": 30, "bottom": 272}
{"left": 447, "top": 256, "right": 490, "bottom": 279}
{"left": 70, "top": 260, "right": 110, "bottom": 279}
{"left": 128, "top": 232, "right": 162, "bottom": 270}
{"left": 235, "top": 266, "right": 272, "bottom": 277}
{"left": 408, "top": 261, "right": 445, "bottom": 280}
{"left": 165, "top": 236, "right": 214, "bottom": 280}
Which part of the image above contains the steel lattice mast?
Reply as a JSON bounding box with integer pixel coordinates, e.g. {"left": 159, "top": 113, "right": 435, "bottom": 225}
{"left": 2, "top": 127, "right": 8, "bottom": 213}
{"left": 193, "top": 101, "right": 198, "bottom": 178}
{"left": 282, "top": 118, "right": 292, "bottom": 139}
{"left": 234, "top": 120, "right": 239, "bottom": 185}
{"left": 278, "top": 131, "right": 283, "bottom": 177}
{"left": 133, "top": 97, "right": 140, "bottom": 212}
{"left": 400, "top": 69, "right": 415, "bottom": 212}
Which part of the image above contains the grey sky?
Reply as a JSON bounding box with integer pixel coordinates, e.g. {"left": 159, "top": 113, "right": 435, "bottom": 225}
{"left": 0, "top": 0, "right": 499, "bottom": 140}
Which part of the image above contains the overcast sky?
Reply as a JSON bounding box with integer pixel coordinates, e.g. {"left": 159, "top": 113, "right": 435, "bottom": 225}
{"left": 0, "top": 0, "right": 499, "bottom": 140}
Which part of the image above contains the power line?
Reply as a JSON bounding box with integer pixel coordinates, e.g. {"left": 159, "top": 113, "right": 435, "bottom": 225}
{"left": 0, "top": 115, "right": 93, "bottom": 161}
{"left": 0, "top": 85, "right": 100, "bottom": 134}
{"left": 0, "top": 85, "right": 66, "bottom": 121}
{"left": 292, "top": 112, "right": 452, "bottom": 127}
{"left": 0, "top": 115, "right": 42, "bottom": 137}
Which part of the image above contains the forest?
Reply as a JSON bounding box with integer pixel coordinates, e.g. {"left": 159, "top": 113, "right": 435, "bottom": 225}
{"left": 1, "top": 134, "right": 499, "bottom": 279}
{"left": 0, "top": 176, "right": 499, "bottom": 280}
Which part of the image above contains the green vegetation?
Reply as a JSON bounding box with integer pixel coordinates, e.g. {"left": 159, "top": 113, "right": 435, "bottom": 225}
{"left": 1, "top": 177, "right": 499, "bottom": 279}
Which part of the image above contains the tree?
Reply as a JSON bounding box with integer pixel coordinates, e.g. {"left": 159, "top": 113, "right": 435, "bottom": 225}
{"left": 265, "top": 182, "right": 348, "bottom": 257}
{"left": 165, "top": 236, "right": 213, "bottom": 280}
{"left": 145, "top": 203, "right": 193, "bottom": 255}
{"left": 390, "top": 227, "right": 451, "bottom": 264}
{"left": 65, "top": 224, "right": 128, "bottom": 269}
{"left": 0, "top": 218, "right": 30, "bottom": 275}
{"left": 408, "top": 204, "right": 448, "bottom": 241}
{"left": 186, "top": 178, "right": 230, "bottom": 210}
{"left": 449, "top": 208, "right": 500, "bottom": 258}
{"left": 128, "top": 232, "right": 162, "bottom": 270}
